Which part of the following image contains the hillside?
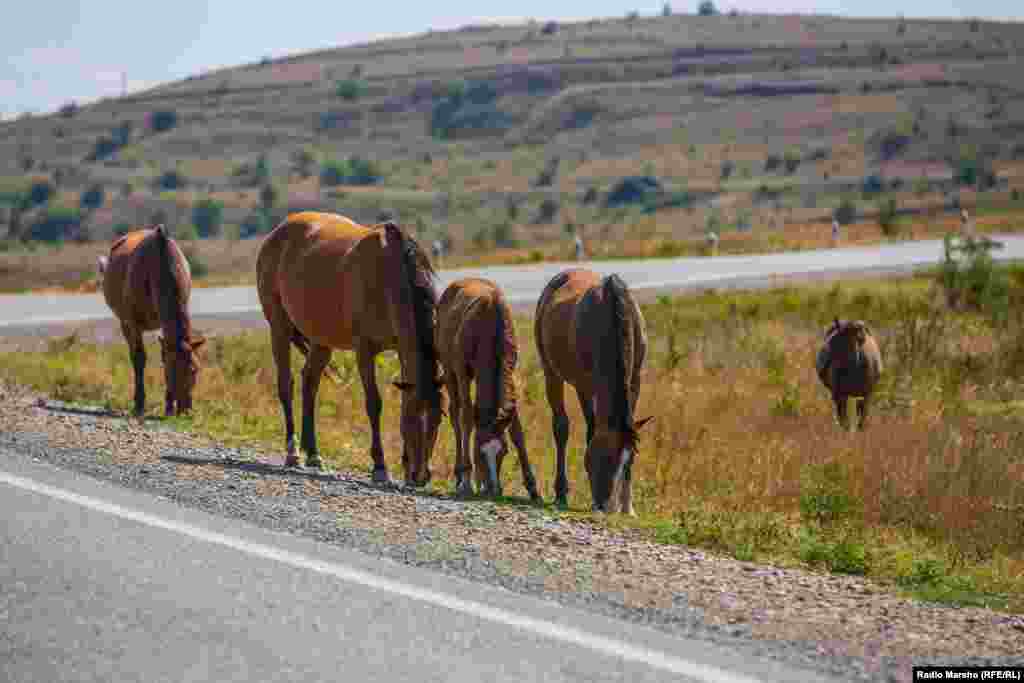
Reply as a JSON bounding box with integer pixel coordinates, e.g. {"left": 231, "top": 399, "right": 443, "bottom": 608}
{"left": 2, "top": 10, "right": 1024, "bottom": 285}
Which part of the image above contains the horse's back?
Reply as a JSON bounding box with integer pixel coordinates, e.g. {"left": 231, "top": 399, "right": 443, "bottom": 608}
{"left": 259, "top": 212, "right": 385, "bottom": 350}
{"left": 103, "top": 229, "right": 187, "bottom": 329}
{"left": 437, "top": 277, "right": 507, "bottom": 372}
{"left": 536, "top": 269, "right": 602, "bottom": 385}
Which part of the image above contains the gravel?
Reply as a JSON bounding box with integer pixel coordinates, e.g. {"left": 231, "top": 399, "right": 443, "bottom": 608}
{"left": 1, "top": 381, "right": 1022, "bottom": 682}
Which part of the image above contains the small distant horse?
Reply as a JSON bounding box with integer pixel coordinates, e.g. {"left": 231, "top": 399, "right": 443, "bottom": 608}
{"left": 535, "top": 269, "right": 652, "bottom": 514}
{"left": 434, "top": 277, "right": 541, "bottom": 502}
{"left": 100, "top": 225, "right": 205, "bottom": 416}
{"left": 256, "top": 212, "right": 444, "bottom": 485}
{"left": 816, "top": 318, "right": 883, "bottom": 430}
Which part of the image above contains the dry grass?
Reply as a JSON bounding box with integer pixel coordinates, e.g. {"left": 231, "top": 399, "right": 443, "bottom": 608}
{"left": 3, "top": 273, "right": 1024, "bottom": 610}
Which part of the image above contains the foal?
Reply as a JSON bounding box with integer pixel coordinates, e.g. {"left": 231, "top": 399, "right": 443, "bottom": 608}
{"left": 435, "top": 277, "right": 541, "bottom": 501}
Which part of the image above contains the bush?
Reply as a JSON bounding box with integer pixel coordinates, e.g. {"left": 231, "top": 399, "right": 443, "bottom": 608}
{"left": 720, "top": 160, "right": 734, "bottom": 180}
{"left": 259, "top": 183, "right": 278, "bottom": 210}
{"left": 27, "top": 181, "right": 55, "bottom": 208}
{"left": 87, "top": 137, "right": 119, "bottom": 162}
{"left": 877, "top": 197, "right": 899, "bottom": 236}
{"left": 58, "top": 102, "right": 80, "bottom": 118}
{"left": 29, "top": 206, "right": 81, "bottom": 242}
{"left": 335, "top": 79, "right": 369, "bottom": 101}
{"left": 605, "top": 175, "right": 663, "bottom": 208}
{"left": 319, "top": 157, "right": 381, "bottom": 186}
{"left": 697, "top": 0, "right": 718, "bottom": 15}
{"left": 939, "top": 233, "right": 1009, "bottom": 322}
{"left": 80, "top": 184, "right": 105, "bottom": 211}
{"left": 764, "top": 154, "right": 781, "bottom": 172}
{"left": 191, "top": 199, "right": 224, "bottom": 238}
{"left": 239, "top": 210, "right": 274, "bottom": 239}
{"left": 541, "top": 21, "right": 559, "bottom": 35}
{"left": 862, "top": 174, "right": 884, "bottom": 196}
{"left": 535, "top": 198, "right": 560, "bottom": 224}
{"left": 835, "top": 198, "right": 857, "bottom": 225}
{"left": 149, "top": 109, "right": 178, "bottom": 133}
{"left": 156, "top": 170, "right": 186, "bottom": 191}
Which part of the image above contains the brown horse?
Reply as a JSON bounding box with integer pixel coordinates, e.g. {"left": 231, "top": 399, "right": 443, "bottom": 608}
{"left": 434, "top": 277, "right": 541, "bottom": 502}
{"left": 535, "top": 269, "right": 652, "bottom": 514}
{"left": 816, "top": 318, "right": 883, "bottom": 431}
{"left": 99, "top": 225, "right": 205, "bottom": 417}
{"left": 256, "top": 212, "right": 444, "bottom": 485}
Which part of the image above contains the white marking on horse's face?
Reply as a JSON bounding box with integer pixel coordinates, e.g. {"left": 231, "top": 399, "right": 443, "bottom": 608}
{"left": 482, "top": 438, "right": 501, "bottom": 486}
{"left": 97, "top": 255, "right": 108, "bottom": 274}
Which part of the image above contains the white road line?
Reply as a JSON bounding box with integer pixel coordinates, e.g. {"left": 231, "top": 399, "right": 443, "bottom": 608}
{"left": 0, "top": 470, "right": 763, "bottom": 683}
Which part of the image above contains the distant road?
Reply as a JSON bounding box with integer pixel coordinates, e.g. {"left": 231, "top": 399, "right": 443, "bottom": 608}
{"left": 2, "top": 235, "right": 1022, "bottom": 335}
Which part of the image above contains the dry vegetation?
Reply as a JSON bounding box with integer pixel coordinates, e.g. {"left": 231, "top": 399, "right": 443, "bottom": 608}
{"left": 2, "top": 11, "right": 1024, "bottom": 290}
{"left": 3, "top": 271, "right": 1023, "bottom": 611}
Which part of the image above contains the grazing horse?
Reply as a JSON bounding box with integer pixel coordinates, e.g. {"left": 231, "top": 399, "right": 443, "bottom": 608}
{"left": 256, "top": 212, "right": 444, "bottom": 485}
{"left": 100, "top": 225, "right": 205, "bottom": 417}
{"left": 535, "top": 269, "right": 651, "bottom": 514}
{"left": 816, "top": 318, "right": 883, "bottom": 430}
{"left": 434, "top": 277, "right": 541, "bottom": 502}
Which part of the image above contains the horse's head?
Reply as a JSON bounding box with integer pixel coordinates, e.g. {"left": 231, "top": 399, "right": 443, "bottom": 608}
{"left": 587, "top": 416, "right": 653, "bottom": 513}
{"left": 159, "top": 333, "right": 206, "bottom": 415}
{"left": 393, "top": 374, "right": 446, "bottom": 487}
{"left": 827, "top": 318, "right": 872, "bottom": 353}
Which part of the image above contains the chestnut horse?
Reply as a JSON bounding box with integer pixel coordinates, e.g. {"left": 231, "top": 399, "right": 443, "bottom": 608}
{"left": 256, "top": 212, "right": 443, "bottom": 485}
{"left": 535, "top": 269, "right": 651, "bottom": 514}
{"left": 435, "top": 277, "right": 541, "bottom": 502}
{"left": 816, "top": 318, "right": 883, "bottom": 430}
{"left": 99, "top": 225, "right": 205, "bottom": 416}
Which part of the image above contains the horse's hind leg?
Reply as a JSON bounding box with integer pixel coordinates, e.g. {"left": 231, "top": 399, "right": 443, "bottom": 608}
{"left": 508, "top": 410, "right": 541, "bottom": 504}
{"left": 299, "top": 344, "right": 332, "bottom": 469}
{"left": 454, "top": 373, "right": 475, "bottom": 498}
{"left": 834, "top": 394, "right": 850, "bottom": 431}
{"left": 121, "top": 322, "right": 146, "bottom": 417}
{"left": 270, "top": 325, "right": 298, "bottom": 465}
{"left": 545, "top": 375, "right": 571, "bottom": 508}
{"left": 356, "top": 342, "right": 390, "bottom": 484}
{"left": 856, "top": 396, "right": 871, "bottom": 430}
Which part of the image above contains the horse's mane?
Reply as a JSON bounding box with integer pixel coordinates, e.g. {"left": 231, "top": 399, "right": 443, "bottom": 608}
{"left": 385, "top": 222, "right": 440, "bottom": 407}
{"left": 154, "top": 225, "right": 187, "bottom": 350}
{"left": 534, "top": 270, "right": 573, "bottom": 367}
{"left": 601, "top": 274, "right": 638, "bottom": 446}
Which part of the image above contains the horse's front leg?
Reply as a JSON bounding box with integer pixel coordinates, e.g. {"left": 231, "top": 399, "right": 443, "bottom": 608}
{"left": 270, "top": 326, "right": 298, "bottom": 465}
{"left": 299, "top": 344, "right": 331, "bottom": 469}
{"left": 857, "top": 395, "right": 872, "bottom": 430}
{"left": 357, "top": 343, "right": 389, "bottom": 484}
{"left": 834, "top": 394, "right": 850, "bottom": 431}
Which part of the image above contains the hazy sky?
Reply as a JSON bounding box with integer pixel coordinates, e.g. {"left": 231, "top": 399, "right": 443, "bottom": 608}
{"left": 2, "top": 0, "right": 1020, "bottom": 119}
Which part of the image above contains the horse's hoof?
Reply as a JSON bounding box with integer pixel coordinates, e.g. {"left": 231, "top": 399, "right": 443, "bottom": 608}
{"left": 305, "top": 454, "right": 323, "bottom": 470}
{"left": 529, "top": 493, "right": 544, "bottom": 506}
{"left": 555, "top": 496, "right": 568, "bottom": 510}
{"left": 454, "top": 480, "right": 474, "bottom": 499}
{"left": 284, "top": 455, "right": 301, "bottom": 467}
{"left": 371, "top": 467, "right": 391, "bottom": 485}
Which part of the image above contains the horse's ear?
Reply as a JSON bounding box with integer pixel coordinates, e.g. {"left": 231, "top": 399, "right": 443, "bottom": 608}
{"left": 393, "top": 381, "right": 415, "bottom": 392}
{"left": 635, "top": 416, "right": 654, "bottom": 431}
{"left": 190, "top": 334, "right": 206, "bottom": 350}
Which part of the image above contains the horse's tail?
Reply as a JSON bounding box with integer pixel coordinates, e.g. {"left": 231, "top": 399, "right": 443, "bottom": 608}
{"left": 491, "top": 289, "right": 517, "bottom": 432}
{"left": 384, "top": 221, "right": 440, "bottom": 407}
{"left": 602, "top": 274, "right": 635, "bottom": 436}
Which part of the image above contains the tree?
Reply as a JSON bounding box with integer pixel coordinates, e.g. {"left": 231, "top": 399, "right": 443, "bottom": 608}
{"left": 698, "top": 0, "right": 717, "bottom": 16}
{"left": 80, "top": 184, "right": 105, "bottom": 211}
{"left": 259, "top": 184, "right": 278, "bottom": 212}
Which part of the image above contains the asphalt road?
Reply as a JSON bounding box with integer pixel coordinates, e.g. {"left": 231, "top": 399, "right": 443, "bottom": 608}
{"left": 0, "top": 452, "right": 838, "bottom": 683}
{"left": 2, "top": 235, "right": 1022, "bottom": 335}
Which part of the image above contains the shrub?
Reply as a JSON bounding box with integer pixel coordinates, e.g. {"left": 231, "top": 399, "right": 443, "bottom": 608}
{"left": 149, "top": 109, "right": 178, "bottom": 133}
{"left": 58, "top": 101, "right": 80, "bottom": 118}
{"left": 835, "top": 198, "right": 857, "bottom": 225}
{"left": 764, "top": 153, "right": 781, "bottom": 172}
{"left": 239, "top": 210, "right": 274, "bottom": 239}
{"left": 698, "top": 0, "right": 717, "bottom": 15}
{"left": 80, "top": 184, "right": 105, "bottom": 211}
{"left": 259, "top": 183, "right": 278, "bottom": 211}
{"left": 335, "top": 79, "right": 369, "bottom": 101}
{"left": 533, "top": 157, "right": 560, "bottom": 188}
{"left": 582, "top": 187, "right": 599, "bottom": 204}
{"left": 535, "top": 198, "right": 560, "bottom": 223}
{"left": 191, "top": 199, "right": 224, "bottom": 238}
{"left": 605, "top": 175, "right": 663, "bottom": 208}
{"left": 290, "top": 147, "right": 317, "bottom": 178}
{"left": 156, "top": 170, "right": 186, "bottom": 191}
{"left": 319, "top": 157, "right": 382, "bottom": 187}
{"left": 783, "top": 149, "right": 801, "bottom": 174}
{"left": 27, "top": 181, "right": 55, "bottom": 208}
{"left": 862, "top": 174, "right": 884, "bottom": 196}
{"left": 540, "top": 21, "right": 559, "bottom": 35}
{"left": 28, "top": 206, "right": 81, "bottom": 242}
{"left": 939, "top": 233, "right": 1009, "bottom": 323}
{"left": 719, "top": 160, "right": 734, "bottom": 180}
{"left": 877, "top": 197, "right": 899, "bottom": 236}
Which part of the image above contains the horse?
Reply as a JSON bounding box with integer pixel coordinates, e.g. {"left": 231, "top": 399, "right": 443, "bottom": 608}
{"left": 99, "top": 225, "right": 205, "bottom": 417}
{"left": 534, "top": 269, "right": 652, "bottom": 514}
{"left": 256, "top": 212, "right": 444, "bottom": 485}
{"left": 434, "top": 277, "right": 541, "bottom": 502}
{"left": 816, "top": 318, "right": 883, "bottom": 430}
